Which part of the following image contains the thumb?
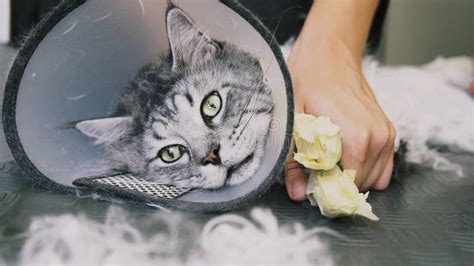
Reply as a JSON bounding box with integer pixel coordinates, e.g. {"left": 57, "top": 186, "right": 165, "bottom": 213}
{"left": 285, "top": 99, "right": 308, "bottom": 201}
{"left": 285, "top": 156, "right": 309, "bottom": 201}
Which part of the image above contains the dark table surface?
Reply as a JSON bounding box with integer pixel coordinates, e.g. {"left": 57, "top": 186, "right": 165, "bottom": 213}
{"left": 1, "top": 44, "right": 473, "bottom": 265}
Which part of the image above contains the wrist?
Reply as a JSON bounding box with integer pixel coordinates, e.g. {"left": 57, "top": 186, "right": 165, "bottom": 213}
{"left": 288, "top": 37, "right": 363, "bottom": 81}
{"left": 290, "top": 0, "right": 378, "bottom": 68}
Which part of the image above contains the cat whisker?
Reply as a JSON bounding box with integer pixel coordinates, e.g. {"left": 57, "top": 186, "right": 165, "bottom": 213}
{"left": 149, "top": 175, "right": 195, "bottom": 186}
{"left": 189, "top": 188, "right": 207, "bottom": 193}
{"left": 238, "top": 90, "right": 270, "bottom": 127}
{"left": 239, "top": 112, "right": 256, "bottom": 136}
{"left": 267, "top": 16, "right": 283, "bottom": 52}
{"left": 269, "top": 102, "right": 276, "bottom": 113}
{"left": 261, "top": 16, "right": 284, "bottom": 79}
{"left": 260, "top": 15, "right": 283, "bottom": 68}
{"left": 237, "top": 93, "right": 274, "bottom": 136}
{"left": 236, "top": 89, "right": 257, "bottom": 127}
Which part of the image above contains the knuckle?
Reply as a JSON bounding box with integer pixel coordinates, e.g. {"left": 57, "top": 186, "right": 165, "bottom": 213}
{"left": 373, "top": 177, "right": 391, "bottom": 190}
{"left": 388, "top": 123, "right": 397, "bottom": 142}
{"left": 373, "top": 124, "right": 390, "bottom": 148}
{"left": 285, "top": 159, "right": 302, "bottom": 172}
{"left": 351, "top": 130, "right": 370, "bottom": 156}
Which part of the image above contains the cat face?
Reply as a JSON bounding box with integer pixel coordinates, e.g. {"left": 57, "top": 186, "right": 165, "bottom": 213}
{"left": 76, "top": 7, "right": 273, "bottom": 189}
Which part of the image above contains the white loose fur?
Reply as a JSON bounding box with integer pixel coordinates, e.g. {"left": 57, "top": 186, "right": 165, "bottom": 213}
{"left": 364, "top": 56, "right": 473, "bottom": 175}
{"left": 18, "top": 207, "right": 334, "bottom": 265}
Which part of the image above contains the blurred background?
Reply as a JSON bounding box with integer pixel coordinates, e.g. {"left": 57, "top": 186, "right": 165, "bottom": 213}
{"left": 378, "top": 0, "right": 473, "bottom": 65}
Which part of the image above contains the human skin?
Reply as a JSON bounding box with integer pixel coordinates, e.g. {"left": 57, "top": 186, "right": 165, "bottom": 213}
{"left": 285, "top": 0, "right": 397, "bottom": 201}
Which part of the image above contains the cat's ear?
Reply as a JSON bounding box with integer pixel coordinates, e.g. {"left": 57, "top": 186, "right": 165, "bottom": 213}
{"left": 75, "top": 117, "right": 133, "bottom": 145}
{"left": 166, "top": 7, "right": 218, "bottom": 70}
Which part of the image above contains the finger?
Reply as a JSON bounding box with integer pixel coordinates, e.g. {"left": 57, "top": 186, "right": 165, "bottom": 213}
{"left": 362, "top": 120, "right": 396, "bottom": 190}
{"left": 362, "top": 138, "right": 394, "bottom": 190}
{"left": 285, "top": 93, "right": 307, "bottom": 201}
{"left": 362, "top": 141, "right": 391, "bottom": 190}
{"left": 340, "top": 152, "right": 365, "bottom": 188}
{"left": 340, "top": 133, "right": 374, "bottom": 188}
{"left": 361, "top": 157, "right": 385, "bottom": 191}
{"left": 360, "top": 149, "right": 384, "bottom": 190}
{"left": 285, "top": 157, "right": 309, "bottom": 201}
{"left": 372, "top": 153, "right": 394, "bottom": 190}
{"left": 364, "top": 126, "right": 395, "bottom": 189}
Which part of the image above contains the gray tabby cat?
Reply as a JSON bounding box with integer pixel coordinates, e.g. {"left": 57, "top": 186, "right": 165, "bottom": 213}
{"left": 75, "top": 7, "right": 273, "bottom": 189}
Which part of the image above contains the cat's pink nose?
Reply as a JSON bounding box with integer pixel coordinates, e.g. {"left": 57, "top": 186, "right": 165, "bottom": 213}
{"left": 202, "top": 145, "right": 221, "bottom": 165}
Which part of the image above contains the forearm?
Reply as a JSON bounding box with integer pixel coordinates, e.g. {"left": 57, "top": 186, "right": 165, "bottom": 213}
{"left": 290, "top": 0, "right": 378, "bottom": 66}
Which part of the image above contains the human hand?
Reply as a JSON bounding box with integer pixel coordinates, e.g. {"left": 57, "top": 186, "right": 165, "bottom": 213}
{"left": 285, "top": 38, "right": 396, "bottom": 201}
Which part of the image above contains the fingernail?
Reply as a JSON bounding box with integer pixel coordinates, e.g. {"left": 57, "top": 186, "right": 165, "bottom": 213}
{"left": 290, "top": 180, "right": 307, "bottom": 200}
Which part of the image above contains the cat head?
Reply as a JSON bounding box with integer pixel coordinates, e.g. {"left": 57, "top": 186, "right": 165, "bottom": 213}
{"left": 76, "top": 7, "right": 273, "bottom": 189}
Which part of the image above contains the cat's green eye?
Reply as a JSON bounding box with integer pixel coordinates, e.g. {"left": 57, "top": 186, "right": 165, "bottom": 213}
{"left": 159, "top": 145, "right": 183, "bottom": 163}
{"left": 201, "top": 92, "right": 222, "bottom": 118}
